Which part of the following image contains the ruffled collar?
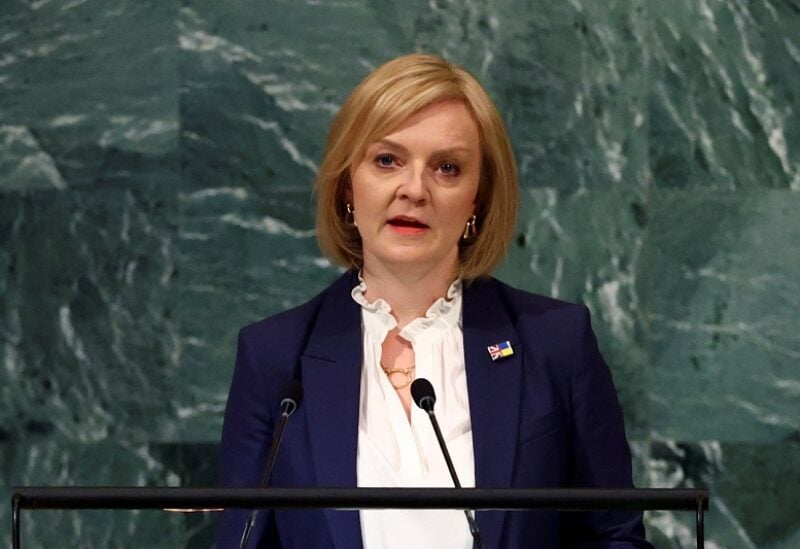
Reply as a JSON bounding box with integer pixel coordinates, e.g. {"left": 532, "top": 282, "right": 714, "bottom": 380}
{"left": 351, "top": 273, "right": 462, "bottom": 345}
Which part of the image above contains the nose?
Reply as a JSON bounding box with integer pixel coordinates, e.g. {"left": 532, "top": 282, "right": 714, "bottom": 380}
{"left": 397, "top": 164, "right": 428, "bottom": 205}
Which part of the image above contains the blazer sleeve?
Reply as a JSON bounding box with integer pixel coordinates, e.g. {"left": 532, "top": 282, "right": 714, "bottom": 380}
{"left": 562, "top": 306, "right": 652, "bottom": 548}
{"left": 216, "top": 327, "right": 281, "bottom": 548}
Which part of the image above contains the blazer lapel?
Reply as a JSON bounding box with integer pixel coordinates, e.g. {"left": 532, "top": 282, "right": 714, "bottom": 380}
{"left": 298, "top": 274, "right": 523, "bottom": 549}
{"left": 301, "top": 272, "right": 364, "bottom": 549}
{"left": 463, "top": 278, "right": 523, "bottom": 549}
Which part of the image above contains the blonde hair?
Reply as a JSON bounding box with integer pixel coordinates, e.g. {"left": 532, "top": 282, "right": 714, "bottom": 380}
{"left": 315, "top": 53, "right": 518, "bottom": 280}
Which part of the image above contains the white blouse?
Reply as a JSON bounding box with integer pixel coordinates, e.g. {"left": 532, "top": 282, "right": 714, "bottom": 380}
{"left": 352, "top": 277, "right": 475, "bottom": 549}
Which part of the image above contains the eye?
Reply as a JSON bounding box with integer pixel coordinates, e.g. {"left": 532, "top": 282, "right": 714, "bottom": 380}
{"left": 438, "top": 162, "right": 461, "bottom": 176}
{"left": 375, "top": 153, "right": 396, "bottom": 168}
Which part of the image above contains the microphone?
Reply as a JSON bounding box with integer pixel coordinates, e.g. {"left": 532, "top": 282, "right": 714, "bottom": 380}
{"left": 411, "top": 378, "right": 485, "bottom": 549}
{"left": 239, "top": 380, "right": 303, "bottom": 549}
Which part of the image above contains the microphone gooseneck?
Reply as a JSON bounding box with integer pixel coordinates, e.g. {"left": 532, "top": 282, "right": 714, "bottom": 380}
{"left": 410, "top": 378, "right": 485, "bottom": 549}
{"left": 261, "top": 380, "right": 303, "bottom": 487}
{"left": 239, "top": 380, "right": 304, "bottom": 549}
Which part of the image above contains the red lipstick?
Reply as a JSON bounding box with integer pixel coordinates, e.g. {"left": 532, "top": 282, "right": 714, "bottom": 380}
{"left": 387, "top": 215, "right": 429, "bottom": 234}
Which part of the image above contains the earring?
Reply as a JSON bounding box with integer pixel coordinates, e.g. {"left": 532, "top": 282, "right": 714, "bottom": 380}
{"left": 345, "top": 203, "right": 357, "bottom": 227}
{"left": 462, "top": 214, "right": 477, "bottom": 239}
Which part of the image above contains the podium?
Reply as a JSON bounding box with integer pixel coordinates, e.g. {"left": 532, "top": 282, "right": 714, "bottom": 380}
{"left": 12, "top": 486, "right": 709, "bottom": 547}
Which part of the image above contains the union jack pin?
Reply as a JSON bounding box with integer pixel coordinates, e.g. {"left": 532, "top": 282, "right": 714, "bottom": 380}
{"left": 487, "top": 340, "right": 514, "bottom": 361}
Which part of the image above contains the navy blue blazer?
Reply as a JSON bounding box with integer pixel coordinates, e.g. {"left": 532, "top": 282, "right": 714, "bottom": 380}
{"left": 217, "top": 272, "right": 650, "bottom": 548}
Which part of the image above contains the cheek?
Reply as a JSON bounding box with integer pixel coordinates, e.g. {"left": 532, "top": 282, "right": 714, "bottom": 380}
{"left": 350, "top": 172, "right": 390, "bottom": 225}
{"left": 349, "top": 168, "right": 373, "bottom": 208}
{"left": 452, "top": 188, "right": 479, "bottom": 220}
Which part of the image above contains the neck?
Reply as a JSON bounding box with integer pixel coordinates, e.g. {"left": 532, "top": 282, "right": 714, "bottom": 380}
{"left": 361, "top": 259, "right": 459, "bottom": 329}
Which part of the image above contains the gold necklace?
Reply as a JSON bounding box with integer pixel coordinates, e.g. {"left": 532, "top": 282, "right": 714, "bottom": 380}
{"left": 380, "top": 363, "right": 415, "bottom": 390}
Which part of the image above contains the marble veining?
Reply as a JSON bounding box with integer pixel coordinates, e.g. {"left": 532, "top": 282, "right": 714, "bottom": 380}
{"left": 1, "top": 0, "right": 798, "bottom": 546}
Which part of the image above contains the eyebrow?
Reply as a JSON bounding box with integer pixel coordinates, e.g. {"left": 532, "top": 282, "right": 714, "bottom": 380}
{"left": 371, "top": 138, "right": 475, "bottom": 157}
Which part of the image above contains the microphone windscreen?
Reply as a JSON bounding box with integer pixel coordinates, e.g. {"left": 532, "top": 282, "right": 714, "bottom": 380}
{"left": 280, "top": 379, "right": 304, "bottom": 410}
{"left": 411, "top": 378, "right": 436, "bottom": 409}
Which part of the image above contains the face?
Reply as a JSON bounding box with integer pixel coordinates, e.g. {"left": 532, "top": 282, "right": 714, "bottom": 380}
{"left": 347, "top": 100, "right": 481, "bottom": 277}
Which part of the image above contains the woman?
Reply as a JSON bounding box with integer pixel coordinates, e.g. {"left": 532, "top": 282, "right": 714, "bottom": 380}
{"left": 217, "top": 54, "right": 650, "bottom": 548}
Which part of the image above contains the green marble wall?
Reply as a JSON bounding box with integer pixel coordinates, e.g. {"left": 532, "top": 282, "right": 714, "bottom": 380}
{"left": 1, "top": 0, "right": 798, "bottom": 547}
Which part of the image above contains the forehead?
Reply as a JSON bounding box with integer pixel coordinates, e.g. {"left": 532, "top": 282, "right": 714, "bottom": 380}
{"left": 372, "top": 100, "right": 480, "bottom": 152}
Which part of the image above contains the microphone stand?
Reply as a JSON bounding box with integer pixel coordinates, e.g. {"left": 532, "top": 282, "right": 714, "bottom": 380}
{"left": 239, "top": 391, "right": 300, "bottom": 549}
{"left": 423, "top": 408, "right": 485, "bottom": 549}
{"left": 413, "top": 379, "right": 485, "bottom": 549}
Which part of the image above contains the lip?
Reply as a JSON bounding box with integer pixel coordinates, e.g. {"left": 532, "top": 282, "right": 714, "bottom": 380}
{"left": 386, "top": 215, "right": 429, "bottom": 235}
{"left": 387, "top": 215, "right": 429, "bottom": 227}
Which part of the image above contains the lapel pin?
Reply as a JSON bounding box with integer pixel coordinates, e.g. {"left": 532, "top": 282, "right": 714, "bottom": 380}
{"left": 487, "top": 340, "right": 514, "bottom": 361}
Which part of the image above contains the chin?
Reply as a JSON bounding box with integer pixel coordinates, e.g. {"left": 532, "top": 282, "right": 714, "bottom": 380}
{"left": 385, "top": 249, "right": 457, "bottom": 270}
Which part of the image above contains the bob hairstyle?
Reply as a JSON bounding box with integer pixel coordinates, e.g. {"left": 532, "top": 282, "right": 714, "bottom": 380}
{"left": 315, "top": 53, "right": 519, "bottom": 280}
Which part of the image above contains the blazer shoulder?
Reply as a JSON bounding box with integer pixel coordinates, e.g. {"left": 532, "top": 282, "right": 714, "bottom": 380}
{"left": 238, "top": 271, "right": 355, "bottom": 352}
{"left": 483, "top": 277, "right": 589, "bottom": 322}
